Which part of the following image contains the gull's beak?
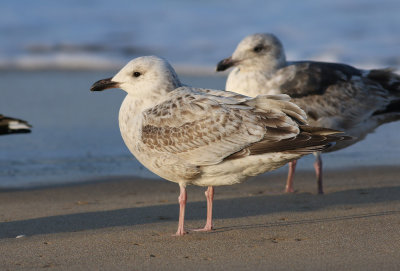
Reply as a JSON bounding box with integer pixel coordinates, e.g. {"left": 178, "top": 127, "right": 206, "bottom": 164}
{"left": 90, "top": 77, "right": 119, "bottom": 92}
{"left": 216, "top": 56, "right": 237, "bottom": 71}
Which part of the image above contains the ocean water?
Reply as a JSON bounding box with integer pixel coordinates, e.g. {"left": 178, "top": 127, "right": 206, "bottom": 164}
{"left": 1, "top": 71, "right": 399, "bottom": 188}
{"left": 1, "top": 1, "right": 400, "bottom": 188}
{"left": 0, "top": 71, "right": 228, "bottom": 187}
{"left": 1, "top": 0, "right": 400, "bottom": 71}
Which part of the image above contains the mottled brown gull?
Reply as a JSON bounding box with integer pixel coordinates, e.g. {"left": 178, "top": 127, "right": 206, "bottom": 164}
{"left": 91, "top": 56, "right": 346, "bottom": 236}
{"left": 217, "top": 33, "right": 400, "bottom": 194}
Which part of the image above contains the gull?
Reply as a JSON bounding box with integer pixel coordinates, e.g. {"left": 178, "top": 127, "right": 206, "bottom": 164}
{"left": 90, "top": 56, "right": 347, "bottom": 236}
{"left": 217, "top": 33, "right": 400, "bottom": 194}
{"left": 0, "top": 115, "right": 31, "bottom": 135}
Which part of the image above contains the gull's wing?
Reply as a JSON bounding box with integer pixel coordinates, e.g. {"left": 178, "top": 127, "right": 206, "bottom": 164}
{"left": 273, "top": 61, "right": 362, "bottom": 98}
{"left": 140, "top": 87, "right": 336, "bottom": 166}
{"left": 292, "top": 81, "right": 391, "bottom": 130}
{"left": 270, "top": 62, "right": 398, "bottom": 129}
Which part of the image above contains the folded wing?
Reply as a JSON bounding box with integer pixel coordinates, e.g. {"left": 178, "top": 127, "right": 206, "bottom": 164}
{"left": 141, "top": 87, "right": 343, "bottom": 166}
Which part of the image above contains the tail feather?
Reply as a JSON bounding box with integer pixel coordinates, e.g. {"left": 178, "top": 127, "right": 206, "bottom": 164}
{"left": 372, "top": 99, "right": 400, "bottom": 116}
{"left": 247, "top": 126, "right": 351, "bottom": 155}
{"left": 367, "top": 68, "right": 400, "bottom": 95}
{"left": 298, "top": 125, "right": 344, "bottom": 136}
{"left": 283, "top": 133, "right": 353, "bottom": 155}
{"left": 367, "top": 69, "right": 400, "bottom": 121}
{"left": 224, "top": 124, "right": 351, "bottom": 160}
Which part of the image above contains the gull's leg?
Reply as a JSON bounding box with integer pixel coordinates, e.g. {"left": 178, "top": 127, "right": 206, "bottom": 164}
{"left": 174, "top": 184, "right": 188, "bottom": 236}
{"left": 314, "top": 152, "right": 324, "bottom": 194}
{"left": 192, "top": 186, "right": 214, "bottom": 232}
{"left": 285, "top": 160, "right": 298, "bottom": 193}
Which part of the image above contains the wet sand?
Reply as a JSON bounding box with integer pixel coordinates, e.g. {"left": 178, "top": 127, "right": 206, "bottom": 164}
{"left": 1, "top": 166, "right": 399, "bottom": 270}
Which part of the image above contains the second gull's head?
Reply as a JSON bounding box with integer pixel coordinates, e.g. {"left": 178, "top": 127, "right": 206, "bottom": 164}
{"left": 216, "top": 33, "right": 286, "bottom": 73}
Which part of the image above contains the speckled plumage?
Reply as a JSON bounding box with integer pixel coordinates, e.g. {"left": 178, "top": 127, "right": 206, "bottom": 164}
{"left": 219, "top": 33, "right": 400, "bottom": 150}
{"left": 217, "top": 33, "right": 400, "bottom": 193}
{"left": 91, "top": 56, "right": 347, "bottom": 235}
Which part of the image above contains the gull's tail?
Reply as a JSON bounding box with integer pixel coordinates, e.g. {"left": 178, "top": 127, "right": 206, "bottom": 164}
{"left": 367, "top": 68, "right": 400, "bottom": 96}
{"left": 228, "top": 94, "right": 352, "bottom": 158}
{"left": 367, "top": 69, "right": 400, "bottom": 125}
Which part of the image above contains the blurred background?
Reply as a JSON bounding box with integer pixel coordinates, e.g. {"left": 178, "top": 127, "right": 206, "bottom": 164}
{"left": 1, "top": 0, "right": 399, "bottom": 188}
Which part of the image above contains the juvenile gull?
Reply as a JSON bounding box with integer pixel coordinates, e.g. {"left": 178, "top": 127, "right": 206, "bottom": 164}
{"left": 90, "top": 56, "right": 347, "bottom": 236}
{"left": 0, "top": 115, "right": 31, "bottom": 135}
{"left": 217, "top": 33, "right": 400, "bottom": 194}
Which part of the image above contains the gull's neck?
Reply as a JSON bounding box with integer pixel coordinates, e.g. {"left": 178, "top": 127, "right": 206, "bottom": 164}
{"left": 118, "top": 75, "right": 182, "bottom": 136}
{"left": 119, "top": 89, "right": 173, "bottom": 119}
{"left": 262, "top": 55, "right": 287, "bottom": 75}
{"left": 118, "top": 93, "right": 158, "bottom": 148}
{"left": 225, "top": 56, "right": 287, "bottom": 96}
{"left": 121, "top": 72, "right": 182, "bottom": 115}
{"left": 239, "top": 57, "right": 286, "bottom": 78}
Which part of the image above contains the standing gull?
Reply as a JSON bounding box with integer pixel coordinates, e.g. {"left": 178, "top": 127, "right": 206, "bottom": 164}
{"left": 91, "top": 56, "right": 347, "bottom": 236}
{"left": 217, "top": 33, "right": 400, "bottom": 194}
{"left": 0, "top": 115, "right": 31, "bottom": 135}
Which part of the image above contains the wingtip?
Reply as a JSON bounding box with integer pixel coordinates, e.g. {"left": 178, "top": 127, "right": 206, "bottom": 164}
{"left": 299, "top": 126, "right": 347, "bottom": 136}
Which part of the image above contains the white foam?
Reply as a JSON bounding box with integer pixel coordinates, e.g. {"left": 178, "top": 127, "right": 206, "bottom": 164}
{"left": 0, "top": 54, "right": 122, "bottom": 71}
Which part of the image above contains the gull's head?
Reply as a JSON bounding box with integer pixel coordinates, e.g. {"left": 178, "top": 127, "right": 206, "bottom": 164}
{"left": 90, "top": 56, "right": 182, "bottom": 98}
{"left": 216, "top": 33, "right": 286, "bottom": 73}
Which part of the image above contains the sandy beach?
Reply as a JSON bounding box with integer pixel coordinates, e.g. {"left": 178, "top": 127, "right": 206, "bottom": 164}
{"left": 2, "top": 1, "right": 400, "bottom": 270}
{"left": 1, "top": 165, "right": 399, "bottom": 270}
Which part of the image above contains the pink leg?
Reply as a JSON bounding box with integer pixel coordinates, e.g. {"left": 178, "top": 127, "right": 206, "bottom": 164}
{"left": 314, "top": 152, "right": 324, "bottom": 194}
{"left": 174, "top": 184, "right": 188, "bottom": 236}
{"left": 192, "top": 186, "right": 214, "bottom": 232}
{"left": 285, "top": 160, "right": 298, "bottom": 193}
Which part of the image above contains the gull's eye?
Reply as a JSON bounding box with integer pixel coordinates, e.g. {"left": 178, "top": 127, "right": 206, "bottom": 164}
{"left": 133, "top": 72, "right": 141, "bottom": 77}
{"left": 253, "top": 45, "right": 264, "bottom": 53}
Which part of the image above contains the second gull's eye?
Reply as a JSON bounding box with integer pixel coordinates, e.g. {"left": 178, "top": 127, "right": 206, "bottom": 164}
{"left": 253, "top": 45, "right": 264, "bottom": 53}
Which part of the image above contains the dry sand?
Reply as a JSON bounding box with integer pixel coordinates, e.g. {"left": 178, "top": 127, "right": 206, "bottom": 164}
{"left": 1, "top": 166, "right": 399, "bottom": 270}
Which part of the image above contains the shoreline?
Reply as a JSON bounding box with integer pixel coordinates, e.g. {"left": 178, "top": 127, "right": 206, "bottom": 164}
{"left": 1, "top": 164, "right": 398, "bottom": 191}
{"left": 1, "top": 165, "right": 399, "bottom": 270}
{"left": 2, "top": 70, "right": 400, "bottom": 191}
{"left": 0, "top": 64, "right": 229, "bottom": 77}
{"left": 0, "top": 63, "right": 397, "bottom": 76}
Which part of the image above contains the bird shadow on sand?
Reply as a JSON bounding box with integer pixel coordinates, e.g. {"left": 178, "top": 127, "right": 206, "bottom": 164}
{"left": 1, "top": 185, "right": 399, "bottom": 239}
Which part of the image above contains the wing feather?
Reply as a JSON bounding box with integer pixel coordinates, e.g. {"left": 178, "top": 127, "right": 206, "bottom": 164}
{"left": 140, "top": 87, "right": 305, "bottom": 166}
{"left": 271, "top": 62, "right": 394, "bottom": 129}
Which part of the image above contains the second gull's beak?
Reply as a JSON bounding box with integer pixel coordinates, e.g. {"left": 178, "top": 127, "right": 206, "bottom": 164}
{"left": 216, "top": 56, "right": 237, "bottom": 71}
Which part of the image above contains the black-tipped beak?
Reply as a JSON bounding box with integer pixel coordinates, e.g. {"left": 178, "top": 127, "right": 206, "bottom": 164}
{"left": 90, "top": 77, "right": 119, "bottom": 92}
{"left": 216, "top": 56, "right": 236, "bottom": 71}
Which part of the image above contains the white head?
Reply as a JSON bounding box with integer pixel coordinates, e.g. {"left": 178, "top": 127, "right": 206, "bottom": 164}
{"left": 91, "top": 56, "right": 182, "bottom": 99}
{"left": 216, "top": 33, "right": 286, "bottom": 73}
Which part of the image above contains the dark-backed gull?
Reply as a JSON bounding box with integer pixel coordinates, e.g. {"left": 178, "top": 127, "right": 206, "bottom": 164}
{"left": 217, "top": 33, "right": 400, "bottom": 194}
